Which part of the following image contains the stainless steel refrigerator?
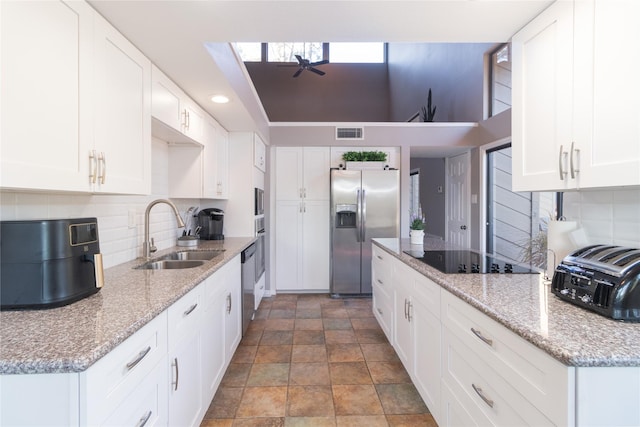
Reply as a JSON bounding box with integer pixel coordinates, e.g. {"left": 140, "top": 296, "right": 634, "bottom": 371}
{"left": 330, "top": 169, "right": 400, "bottom": 296}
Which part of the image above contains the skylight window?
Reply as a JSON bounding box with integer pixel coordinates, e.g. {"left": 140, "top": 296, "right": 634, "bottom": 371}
{"left": 329, "top": 42, "right": 385, "bottom": 63}
{"left": 267, "top": 42, "right": 323, "bottom": 62}
{"left": 235, "top": 43, "right": 262, "bottom": 62}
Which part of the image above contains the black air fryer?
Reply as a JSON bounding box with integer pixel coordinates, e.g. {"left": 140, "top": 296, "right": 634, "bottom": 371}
{"left": 0, "top": 218, "right": 104, "bottom": 310}
{"left": 197, "top": 208, "right": 224, "bottom": 240}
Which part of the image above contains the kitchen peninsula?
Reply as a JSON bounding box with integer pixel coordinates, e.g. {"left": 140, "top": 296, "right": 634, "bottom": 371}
{"left": 0, "top": 237, "right": 254, "bottom": 426}
{"left": 372, "top": 237, "right": 640, "bottom": 427}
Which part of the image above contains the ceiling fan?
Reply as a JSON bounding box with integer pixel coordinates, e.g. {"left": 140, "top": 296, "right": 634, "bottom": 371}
{"left": 292, "top": 54, "right": 329, "bottom": 77}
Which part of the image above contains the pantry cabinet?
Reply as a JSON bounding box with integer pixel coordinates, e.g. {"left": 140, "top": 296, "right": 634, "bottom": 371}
{"left": 274, "top": 147, "right": 330, "bottom": 291}
{"left": 512, "top": 0, "right": 640, "bottom": 192}
{"left": 0, "top": 0, "right": 151, "bottom": 194}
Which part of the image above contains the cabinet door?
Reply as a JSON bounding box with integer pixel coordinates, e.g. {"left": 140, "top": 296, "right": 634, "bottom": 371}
{"left": 93, "top": 13, "right": 151, "bottom": 195}
{"left": 224, "top": 257, "right": 242, "bottom": 361}
{"left": 573, "top": 0, "right": 640, "bottom": 188}
{"left": 168, "top": 145, "right": 204, "bottom": 198}
{"left": 303, "top": 147, "right": 331, "bottom": 200}
{"left": 182, "top": 99, "right": 205, "bottom": 145}
{"left": 202, "top": 117, "right": 219, "bottom": 199}
{"left": 412, "top": 297, "right": 441, "bottom": 424}
{"left": 254, "top": 134, "right": 267, "bottom": 172}
{"left": 1, "top": 0, "right": 92, "bottom": 192}
{"left": 216, "top": 126, "right": 230, "bottom": 199}
{"left": 275, "top": 200, "right": 303, "bottom": 291}
{"left": 393, "top": 272, "right": 413, "bottom": 369}
{"left": 301, "top": 200, "right": 330, "bottom": 291}
{"left": 168, "top": 330, "right": 202, "bottom": 427}
{"left": 275, "top": 147, "right": 304, "bottom": 201}
{"left": 511, "top": 0, "right": 574, "bottom": 192}
{"left": 151, "top": 65, "right": 182, "bottom": 132}
{"left": 202, "top": 276, "right": 226, "bottom": 404}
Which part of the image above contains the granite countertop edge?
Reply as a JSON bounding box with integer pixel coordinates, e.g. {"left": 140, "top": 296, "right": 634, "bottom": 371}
{"left": 0, "top": 237, "right": 256, "bottom": 375}
{"left": 372, "top": 238, "right": 640, "bottom": 368}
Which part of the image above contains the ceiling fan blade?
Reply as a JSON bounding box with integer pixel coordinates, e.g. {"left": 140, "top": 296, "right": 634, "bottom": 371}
{"left": 308, "top": 67, "right": 325, "bottom": 76}
{"left": 292, "top": 68, "right": 303, "bottom": 78}
{"left": 295, "top": 55, "right": 303, "bottom": 64}
{"left": 311, "top": 59, "right": 329, "bottom": 66}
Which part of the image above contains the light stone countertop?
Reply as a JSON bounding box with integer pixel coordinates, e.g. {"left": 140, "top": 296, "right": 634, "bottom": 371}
{"left": 374, "top": 237, "right": 640, "bottom": 367}
{"left": 0, "top": 237, "right": 255, "bottom": 375}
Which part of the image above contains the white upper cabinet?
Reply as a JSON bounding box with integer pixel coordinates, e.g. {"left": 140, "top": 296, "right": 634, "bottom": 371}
{"left": 151, "top": 65, "right": 205, "bottom": 145}
{"left": 93, "top": 12, "right": 151, "bottom": 195}
{"left": 254, "top": 134, "right": 266, "bottom": 172}
{"left": 1, "top": 0, "right": 151, "bottom": 194}
{"left": 1, "top": 0, "right": 93, "bottom": 192}
{"left": 275, "top": 147, "right": 331, "bottom": 201}
{"left": 512, "top": 0, "right": 640, "bottom": 191}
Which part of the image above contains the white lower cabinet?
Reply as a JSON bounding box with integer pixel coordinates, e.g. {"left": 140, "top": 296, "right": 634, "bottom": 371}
{"left": 372, "top": 245, "right": 394, "bottom": 341}
{"left": 0, "top": 255, "right": 243, "bottom": 426}
{"left": 392, "top": 260, "right": 441, "bottom": 424}
{"left": 168, "top": 286, "right": 203, "bottom": 427}
{"left": 440, "top": 290, "right": 573, "bottom": 426}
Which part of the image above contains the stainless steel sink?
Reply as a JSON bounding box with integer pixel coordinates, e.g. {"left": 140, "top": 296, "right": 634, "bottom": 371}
{"left": 134, "top": 250, "right": 224, "bottom": 270}
{"left": 166, "top": 250, "right": 225, "bottom": 261}
{"left": 135, "top": 259, "right": 206, "bottom": 270}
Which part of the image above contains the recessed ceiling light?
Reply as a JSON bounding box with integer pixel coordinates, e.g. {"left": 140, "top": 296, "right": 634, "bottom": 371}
{"left": 211, "top": 94, "right": 230, "bottom": 104}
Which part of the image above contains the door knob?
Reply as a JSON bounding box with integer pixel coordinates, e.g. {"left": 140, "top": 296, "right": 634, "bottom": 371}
{"left": 460, "top": 225, "right": 467, "bottom": 230}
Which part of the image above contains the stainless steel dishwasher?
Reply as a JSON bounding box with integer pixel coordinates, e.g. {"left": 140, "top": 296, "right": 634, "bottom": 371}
{"left": 240, "top": 243, "right": 256, "bottom": 336}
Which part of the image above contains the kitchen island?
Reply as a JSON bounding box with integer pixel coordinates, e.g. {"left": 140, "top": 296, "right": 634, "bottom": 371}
{"left": 373, "top": 237, "right": 640, "bottom": 427}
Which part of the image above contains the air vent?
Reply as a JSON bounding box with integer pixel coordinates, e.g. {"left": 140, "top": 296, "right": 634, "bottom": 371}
{"left": 336, "top": 127, "right": 364, "bottom": 140}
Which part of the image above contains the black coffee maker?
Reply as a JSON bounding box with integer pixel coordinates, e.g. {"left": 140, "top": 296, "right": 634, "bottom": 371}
{"left": 197, "top": 208, "right": 224, "bottom": 240}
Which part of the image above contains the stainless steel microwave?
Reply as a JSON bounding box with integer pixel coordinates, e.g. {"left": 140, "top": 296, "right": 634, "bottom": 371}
{"left": 254, "top": 187, "right": 264, "bottom": 216}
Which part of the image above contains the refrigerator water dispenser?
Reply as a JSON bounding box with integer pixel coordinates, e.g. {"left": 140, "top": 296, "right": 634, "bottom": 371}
{"left": 336, "top": 204, "right": 357, "bottom": 228}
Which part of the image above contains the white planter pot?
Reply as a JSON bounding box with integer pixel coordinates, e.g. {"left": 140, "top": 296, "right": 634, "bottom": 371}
{"left": 345, "top": 161, "right": 386, "bottom": 170}
{"left": 410, "top": 229, "right": 424, "bottom": 245}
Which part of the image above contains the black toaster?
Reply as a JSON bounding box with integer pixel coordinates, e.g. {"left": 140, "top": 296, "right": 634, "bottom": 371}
{"left": 551, "top": 245, "right": 640, "bottom": 321}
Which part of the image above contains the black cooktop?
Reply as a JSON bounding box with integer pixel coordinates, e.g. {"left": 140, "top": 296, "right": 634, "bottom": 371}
{"left": 403, "top": 249, "right": 537, "bottom": 274}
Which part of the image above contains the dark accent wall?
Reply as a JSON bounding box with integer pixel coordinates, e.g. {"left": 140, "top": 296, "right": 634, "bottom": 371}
{"left": 245, "top": 62, "right": 390, "bottom": 122}
{"left": 410, "top": 158, "right": 446, "bottom": 239}
{"left": 388, "top": 43, "right": 495, "bottom": 122}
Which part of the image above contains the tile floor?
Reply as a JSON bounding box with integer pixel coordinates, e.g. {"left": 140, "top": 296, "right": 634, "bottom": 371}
{"left": 200, "top": 294, "right": 438, "bottom": 427}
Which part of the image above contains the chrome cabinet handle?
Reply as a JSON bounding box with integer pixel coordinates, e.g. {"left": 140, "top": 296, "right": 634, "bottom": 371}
{"left": 558, "top": 145, "right": 568, "bottom": 180}
{"left": 136, "top": 411, "right": 153, "bottom": 427}
{"left": 89, "top": 150, "right": 97, "bottom": 184}
{"left": 472, "top": 383, "right": 494, "bottom": 408}
{"left": 303, "top": 188, "right": 306, "bottom": 198}
{"left": 377, "top": 279, "right": 383, "bottom": 285}
{"left": 226, "top": 293, "right": 232, "bottom": 314}
{"left": 126, "top": 346, "right": 151, "bottom": 370}
{"left": 98, "top": 152, "right": 106, "bottom": 184}
{"left": 183, "top": 303, "right": 198, "bottom": 316}
{"left": 376, "top": 255, "right": 383, "bottom": 260}
{"left": 404, "top": 299, "right": 409, "bottom": 320}
{"left": 471, "top": 327, "right": 493, "bottom": 346}
{"left": 570, "top": 141, "right": 579, "bottom": 179}
{"left": 407, "top": 301, "right": 412, "bottom": 322}
{"left": 377, "top": 307, "right": 383, "bottom": 315}
{"left": 172, "top": 357, "right": 179, "bottom": 391}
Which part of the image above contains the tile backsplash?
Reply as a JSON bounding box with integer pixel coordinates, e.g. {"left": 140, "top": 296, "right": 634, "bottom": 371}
{"left": 563, "top": 188, "right": 640, "bottom": 248}
{"left": 0, "top": 139, "right": 201, "bottom": 268}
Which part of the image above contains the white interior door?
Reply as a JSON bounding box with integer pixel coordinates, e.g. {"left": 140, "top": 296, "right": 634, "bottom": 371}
{"left": 446, "top": 152, "right": 471, "bottom": 248}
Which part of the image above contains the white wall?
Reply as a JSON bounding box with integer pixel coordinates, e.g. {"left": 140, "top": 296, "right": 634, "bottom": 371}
{"left": 562, "top": 189, "right": 640, "bottom": 248}
{"left": 0, "top": 138, "right": 200, "bottom": 268}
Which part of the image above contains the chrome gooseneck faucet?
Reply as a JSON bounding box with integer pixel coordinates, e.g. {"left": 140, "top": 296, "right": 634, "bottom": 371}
{"left": 144, "top": 199, "right": 185, "bottom": 259}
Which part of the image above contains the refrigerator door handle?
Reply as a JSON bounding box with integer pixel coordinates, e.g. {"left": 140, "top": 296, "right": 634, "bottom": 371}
{"left": 361, "top": 189, "right": 366, "bottom": 242}
{"left": 356, "top": 189, "right": 362, "bottom": 243}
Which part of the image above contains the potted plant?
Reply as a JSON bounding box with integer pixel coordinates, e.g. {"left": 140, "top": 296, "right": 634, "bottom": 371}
{"left": 410, "top": 213, "right": 425, "bottom": 245}
{"left": 342, "top": 151, "right": 388, "bottom": 170}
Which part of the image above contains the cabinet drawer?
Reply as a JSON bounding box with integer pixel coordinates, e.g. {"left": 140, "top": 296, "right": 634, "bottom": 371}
{"left": 81, "top": 311, "right": 167, "bottom": 424}
{"left": 100, "top": 356, "right": 168, "bottom": 427}
{"left": 168, "top": 285, "right": 203, "bottom": 349}
{"left": 372, "top": 245, "right": 393, "bottom": 286}
{"left": 442, "top": 325, "right": 554, "bottom": 426}
{"left": 441, "top": 291, "right": 572, "bottom": 426}
{"left": 372, "top": 284, "right": 393, "bottom": 341}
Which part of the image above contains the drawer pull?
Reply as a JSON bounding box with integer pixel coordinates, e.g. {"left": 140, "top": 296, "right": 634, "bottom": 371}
{"left": 136, "top": 411, "right": 153, "bottom": 427}
{"left": 404, "top": 299, "right": 409, "bottom": 320}
{"left": 377, "top": 279, "right": 383, "bottom": 285}
{"left": 125, "top": 346, "right": 151, "bottom": 371}
{"left": 184, "top": 303, "right": 198, "bottom": 316}
{"left": 377, "top": 255, "right": 383, "bottom": 260}
{"left": 377, "top": 307, "right": 383, "bottom": 316}
{"left": 472, "top": 383, "right": 494, "bottom": 408}
{"left": 172, "top": 357, "right": 179, "bottom": 391}
{"left": 471, "top": 327, "right": 493, "bottom": 346}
